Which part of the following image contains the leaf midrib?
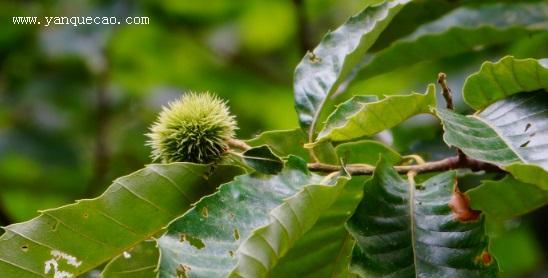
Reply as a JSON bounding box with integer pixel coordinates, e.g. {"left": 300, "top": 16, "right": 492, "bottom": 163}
{"left": 407, "top": 174, "right": 419, "bottom": 278}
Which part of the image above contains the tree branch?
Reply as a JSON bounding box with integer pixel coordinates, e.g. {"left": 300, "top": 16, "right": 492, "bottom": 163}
{"left": 228, "top": 139, "right": 503, "bottom": 175}
{"left": 437, "top": 72, "right": 467, "bottom": 163}
{"left": 437, "top": 72, "right": 454, "bottom": 110}
{"left": 308, "top": 156, "right": 502, "bottom": 175}
{"left": 228, "top": 138, "right": 251, "bottom": 151}
{"left": 309, "top": 155, "right": 502, "bottom": 175}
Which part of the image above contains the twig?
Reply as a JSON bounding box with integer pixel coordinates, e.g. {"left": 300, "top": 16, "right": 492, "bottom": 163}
{"left": 227, "top": 139, "right": 251, "bottom": 151}
{"left": 292, "top": 0, "right": 312, "bottom": 54}
{"left": 437, "top": 72, "right": 454, "bottom": 110}
{"left": 223, "top": 138, "right": 502, "bottom": 175}
{"left": 437, "top": 72, "right": 468, "bottom": 163}
{"left": 308, "top": 156, "right": 502, "bottom": 175}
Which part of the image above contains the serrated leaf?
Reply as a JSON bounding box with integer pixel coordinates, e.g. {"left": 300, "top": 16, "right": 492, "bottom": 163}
{"left": 267, "top": 176, "right": 367, "bottom": 278}
{"left": 101, "top": 241, "right": 159, "bottom": 278}
{"left": 505, "top": 163, "right": 548, "bottom": 190}
{"left": 316, "top": 84, "right": 436, "bottom": 143}
{"left": 467, "top": 176, "right": 548, "bottom": 221}
{"left": 354, "top": 2, "right": 548, "bottom": 83}
{"left": 0, "top": 164, "right": 242, "bottom": 278}
{"left": 157, "top": 157, "right": 354, "bottom": 277}
{"left": 312, "top": 141, "right": 340, "bottom": 164}
{"left": 336, "top": 140, "right": 401, "bottom": 165}
{"left": 463, "top": 56, "right": 548, "bottom": 110}
{"left": 436, "top": 91, "right": 548, "bottom": 169}
{"left": 294, "top": 0, "right": 411, "bottom": 137}
{"left": 347, "top": 159, "right": 498, "bottom": 277}
{"left": 242, "top": 145, "right": 284, "bottom": 175}
{"left": 246, "top": 129, "right": 309, "bottom": 160}
{"left": 247, "top": 129, "right": 339, "bottom": 164}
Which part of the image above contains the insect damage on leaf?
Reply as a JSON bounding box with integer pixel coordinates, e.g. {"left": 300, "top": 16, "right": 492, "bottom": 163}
{"left": 177, "top": 264, "right": 190, "bottom": 278}
{"left": 179, "top": 233, "right": 206, "bottom": 250}
{"left": 44, "top": 250, "right": 82, "bottom": 278}
{"left": 201, "top": 206, "right": 209, "bottom": 218}
{"left": 233, "top": 228, "right": 240, "bottom": 241}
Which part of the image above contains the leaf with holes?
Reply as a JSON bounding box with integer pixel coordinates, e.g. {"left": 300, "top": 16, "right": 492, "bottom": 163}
{"left": 0, "top": 164, "right": 242, "bottom": 278}
{"left": 156, "top": 156, "right": 356, "bottom": 277}
{"left": 436, "top": 91, "right": 548, "bottom": 170}
{"left": 353, "top": 3, "right": 548, "bottom": 83}
{"left": 347, "top": 158, "right": 498, "bottom": 277}
{"left": 315, "top": 84, "right": 436, "bottom": 143}
{"left": 101, "top": 241, "right": 159, "bottom": 278}
{"left": 294, "top": 0, "right": 411, "bottom": 137}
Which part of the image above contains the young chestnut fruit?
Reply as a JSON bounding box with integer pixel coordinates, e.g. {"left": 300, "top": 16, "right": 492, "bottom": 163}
{"left": 147, "top": 92, "right": 237, "bottom": 163}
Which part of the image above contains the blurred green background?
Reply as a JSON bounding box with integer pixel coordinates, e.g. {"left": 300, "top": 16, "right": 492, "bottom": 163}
{"left": 0, "top": 0, "right": 547, "bottom": 276}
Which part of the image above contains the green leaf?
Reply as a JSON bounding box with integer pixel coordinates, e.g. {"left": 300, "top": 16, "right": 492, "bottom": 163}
{"left": 246, "top": 129, "right": 340, "bottom": 164}
{"left": 156, "top": 156, "right": 352, "bottom": 277}
{"left": 312, "top": 141, "right": 340, "bottom": 164}
{"left": 436, "top": 91, "right": 548, "bottom": 169}
{"left": 294, "top": 0, "right": 411, "bottom": 137}
{"left": 354, "top": 2, "right": 548, "bottom": 82}
{"left": 101, "top": 241, "right": 159, "bottom": 278}
{"left": 316, "top": 84, "right": 436, "bottom": 143}
{"left": 241, "top": 145, "right": 284, "bottom": 175}
{"left": 467, "top": 176, "right": 548, "bottom": 221}
{"left": 505, "top": 163, "right": 548, "bottom": 190}
{"left": 267, "top": 176, "right": 367, "bottom": 278}
{"left": 0, "top": 164, "right": 242, "bottom": 278}
{"left": 246, "top": 129, "right": 309, "bottom": 160}
{"left": 463, "top": 56, "right": 548, "bottom": 110}
{"left": 335, "top": 140, "right": 401, "bottom": 165}
{"left": 347, "top": 159, "right": 498, "bottom": 277}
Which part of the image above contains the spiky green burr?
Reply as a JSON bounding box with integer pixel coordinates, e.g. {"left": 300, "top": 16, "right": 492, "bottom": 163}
{"left": 147, "top": 92, "right": 237, "bottom": 163}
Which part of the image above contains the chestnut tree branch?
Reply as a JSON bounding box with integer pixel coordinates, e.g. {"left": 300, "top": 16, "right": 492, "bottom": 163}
{"left": 437, "top": 72, "right": 467, "bottom": 163}
{"left": 437, "top": 72, "right": 454, "bottom": 110}
{"left": 308, "top": 155, "right": 502, "bottom": 175}
{"left": 228, "top": 139, "right": 503, "bottom": 175}
{"left": 228, "top": 138, "right": 251, "bottom": 151}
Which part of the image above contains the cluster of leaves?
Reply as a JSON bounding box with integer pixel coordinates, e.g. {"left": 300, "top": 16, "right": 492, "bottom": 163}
{"left": 1, "top": 0, "right": 547, "bottom": 277}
